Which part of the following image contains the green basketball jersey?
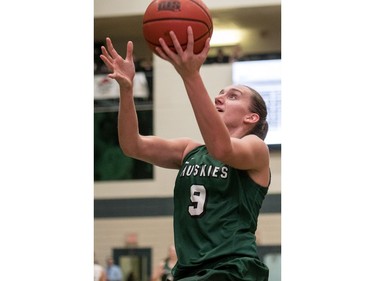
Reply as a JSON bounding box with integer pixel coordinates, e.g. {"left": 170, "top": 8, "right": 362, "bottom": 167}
{"left": 173, "top": 145, "right": 269, "bottom": 271}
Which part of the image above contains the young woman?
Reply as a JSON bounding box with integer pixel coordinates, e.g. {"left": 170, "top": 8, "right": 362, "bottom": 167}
{"left": 100, "top": 26, "right": 270, "bottom": 281}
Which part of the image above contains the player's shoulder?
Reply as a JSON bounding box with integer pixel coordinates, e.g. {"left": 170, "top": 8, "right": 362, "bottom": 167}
{"left": 183, "top": 139, "right": 203, "bottom": 158}
{"left": 244, "top": 134, "right": 268, "bottom": 149}
{"left": 242, "top": 134, "right": 270, "bottom": 169}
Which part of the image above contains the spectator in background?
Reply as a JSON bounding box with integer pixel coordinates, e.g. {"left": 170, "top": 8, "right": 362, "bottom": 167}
{"left": 151, "top": 244, "right": 178, "bottom": 281}
{"left": 213, "top": 47, "right": 229, "bottom": 63}
{"left": 229, "top": 45, "right": 244, "bottom": 62}
{"left": 106, "top": 256, "right": 123, "bottom": 281}
{"left": 94, "top": 258, "right": 107, "bottom": 281}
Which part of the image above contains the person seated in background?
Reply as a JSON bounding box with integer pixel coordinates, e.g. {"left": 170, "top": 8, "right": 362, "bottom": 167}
{"left": 106, "top": 256, "right": 123, "bottom": 281}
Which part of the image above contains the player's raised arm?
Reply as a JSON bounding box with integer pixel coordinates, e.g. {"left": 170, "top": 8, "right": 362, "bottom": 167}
{"left": 156, "top": 27, "right": 269, "bottom": 174}
{"left": 156, "top": 27, "right": 233, "bottom": 160}
{"left": 100, "top": 37, "right": 199, "bottom": 169}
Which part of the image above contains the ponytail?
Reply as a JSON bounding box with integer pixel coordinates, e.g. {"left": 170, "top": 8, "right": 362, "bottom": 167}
{"left": 253, "top": 120, "right": 268, "bottom": 140}
{"left": 244, "top": 85, "right": 268, "bottom": 140}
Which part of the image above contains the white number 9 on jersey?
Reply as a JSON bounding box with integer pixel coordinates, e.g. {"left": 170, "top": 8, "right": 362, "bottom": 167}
{"left": 188, "top": 185, "right": 207, "bottom": 216}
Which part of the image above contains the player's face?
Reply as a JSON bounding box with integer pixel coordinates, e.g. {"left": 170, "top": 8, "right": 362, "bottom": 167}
{"left": 214, "top": 85, "right": 254, "bottom": 127}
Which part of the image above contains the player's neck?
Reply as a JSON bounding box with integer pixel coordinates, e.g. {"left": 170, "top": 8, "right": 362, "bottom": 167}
{"left": 228, "top": 126, "right": 248, "bottom": 139}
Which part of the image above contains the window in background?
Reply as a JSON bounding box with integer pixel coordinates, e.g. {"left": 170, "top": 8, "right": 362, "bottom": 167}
{"left": 94, "top": 41, "right": 154, "bottom": 181}
{"left": 232, "top": 58, "right": 281, "bottom": 147}
{"left": 94, "top": 109, "right": 153, "bottom": 181}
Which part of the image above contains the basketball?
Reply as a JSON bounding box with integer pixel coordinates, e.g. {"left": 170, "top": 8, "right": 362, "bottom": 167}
{"left": 143, "top": 0, "right": 213, "bottom": 55}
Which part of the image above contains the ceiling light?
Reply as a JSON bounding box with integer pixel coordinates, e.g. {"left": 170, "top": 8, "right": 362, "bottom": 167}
{"left": 210, "top": 29, "right": 242, "bottom": 47}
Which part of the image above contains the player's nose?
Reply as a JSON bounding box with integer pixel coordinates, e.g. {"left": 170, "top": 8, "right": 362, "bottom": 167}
{"left": 214, "top": 95, "right": 224, "bottom": 105}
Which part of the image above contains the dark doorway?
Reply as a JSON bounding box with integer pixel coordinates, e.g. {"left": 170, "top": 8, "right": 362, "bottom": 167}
{"left": 113, "top": 248, "right": 152, "bottom": 281}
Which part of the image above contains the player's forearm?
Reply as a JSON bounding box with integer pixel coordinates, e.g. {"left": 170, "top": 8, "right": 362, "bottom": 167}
{"left": 117, "top": 86, "right": 142, "bottom": 157}
{"left": 182, "top": 73, "right": 232, "bottom": 158}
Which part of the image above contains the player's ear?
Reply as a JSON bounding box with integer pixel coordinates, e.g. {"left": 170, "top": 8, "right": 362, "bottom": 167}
{"left": 244, "top": 113, "right": 259, "bottom": 124}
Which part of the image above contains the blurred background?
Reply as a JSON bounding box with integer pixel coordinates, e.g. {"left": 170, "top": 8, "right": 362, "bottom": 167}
{"left": 94, "top": 3, "right": 281, "bottom": 61}
{"left": 94, "top": 1, "right": 281, "bottom": 280}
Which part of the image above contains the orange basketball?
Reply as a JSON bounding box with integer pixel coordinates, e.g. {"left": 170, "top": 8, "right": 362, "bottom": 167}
{"left": 142, "top": 0, "right": 213, "bottom": 55}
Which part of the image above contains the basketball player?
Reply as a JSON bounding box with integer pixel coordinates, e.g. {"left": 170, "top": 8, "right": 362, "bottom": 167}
{"left": 100, "top": 26, "right": 270, "bottom": 280}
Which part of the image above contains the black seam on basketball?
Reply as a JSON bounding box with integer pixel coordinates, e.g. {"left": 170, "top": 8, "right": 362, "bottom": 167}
{"left": 144, "top": 30, "right": 208, "bottom": 48}
{"left": 143, "top": 18, "right": 212, "bottom": 31}
{"left": 190, "top": 0, "right": 213, "bottom": 27}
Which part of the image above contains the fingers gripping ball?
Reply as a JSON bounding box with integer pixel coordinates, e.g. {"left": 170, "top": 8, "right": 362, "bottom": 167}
{"left": 143, "top": 0, "right": 213, "bottom": 55}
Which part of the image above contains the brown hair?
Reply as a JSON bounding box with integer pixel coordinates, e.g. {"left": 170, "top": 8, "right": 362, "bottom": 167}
{"left": 244, "top": 85, "right": 268, "bottom": 140}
